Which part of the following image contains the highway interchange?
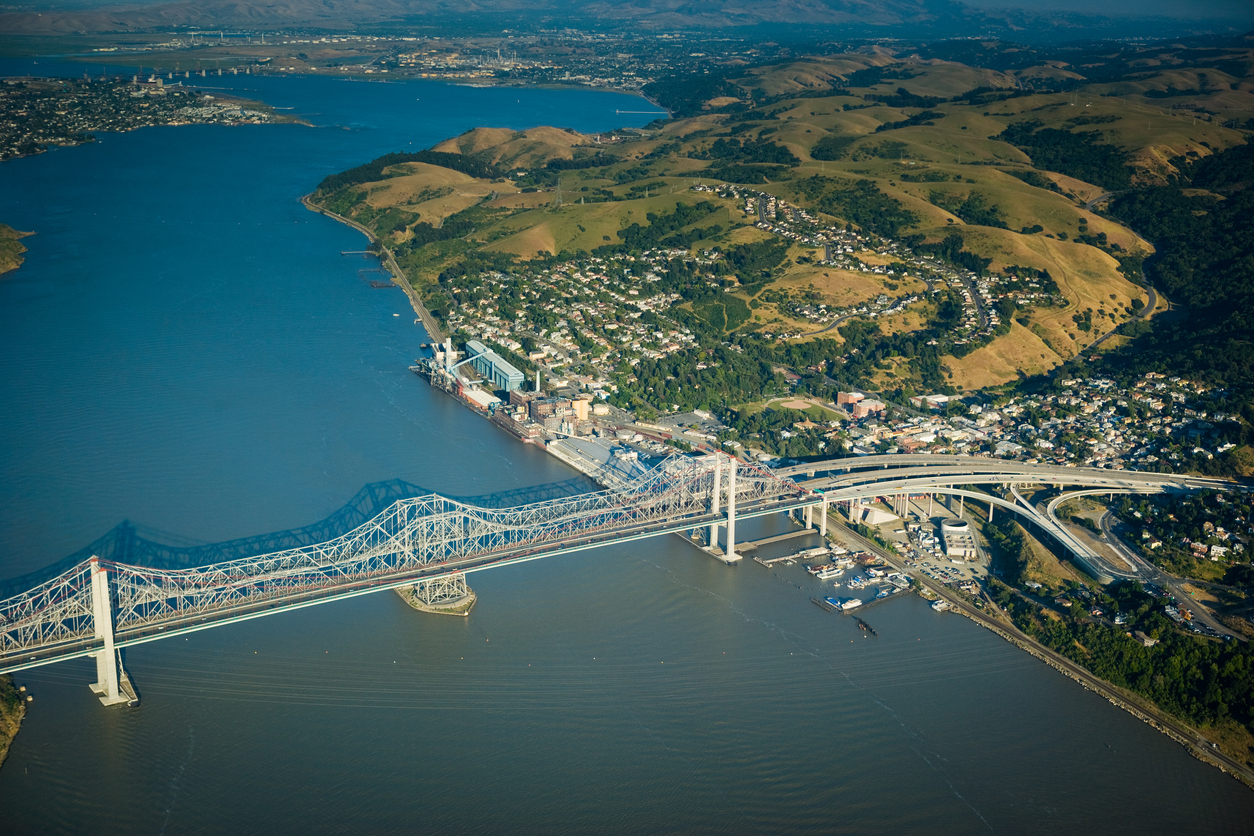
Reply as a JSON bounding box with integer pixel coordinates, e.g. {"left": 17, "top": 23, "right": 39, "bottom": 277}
{"left": 781, "top": 453, "right": 1249, "bottom": 641}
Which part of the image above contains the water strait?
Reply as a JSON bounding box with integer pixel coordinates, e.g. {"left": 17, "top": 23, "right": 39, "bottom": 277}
{"left": 1, "top": 65, "right": 1252, "bottom": 833}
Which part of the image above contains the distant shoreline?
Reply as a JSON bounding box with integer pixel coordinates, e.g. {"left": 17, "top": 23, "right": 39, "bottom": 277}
{"left": 0, "top": 225, "right": 31, "bottom": 276}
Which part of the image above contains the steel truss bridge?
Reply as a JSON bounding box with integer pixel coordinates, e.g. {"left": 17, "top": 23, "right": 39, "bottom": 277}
{"left": 1, "top": 451, "right": 1243, "bottom": 706}
{"left": 0, "top": 454, "right": 812, "bottom": 703}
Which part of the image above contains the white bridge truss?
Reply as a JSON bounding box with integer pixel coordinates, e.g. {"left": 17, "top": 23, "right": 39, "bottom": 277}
{"left": 0, "top": 454, "right": 812, "bottom": 683}
{"left": 409, "top": 573, "right": 471, "bottom": 606}
{"left": 7, "top": 449, "right": 1243, "bottom": 706}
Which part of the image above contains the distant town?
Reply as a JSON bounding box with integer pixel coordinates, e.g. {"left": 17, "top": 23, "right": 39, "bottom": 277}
{"left": 37, "top": 28, "right": 802, "bottom": 94}
{"left": 0, "top": 76, "right": 288, "bottom": 160}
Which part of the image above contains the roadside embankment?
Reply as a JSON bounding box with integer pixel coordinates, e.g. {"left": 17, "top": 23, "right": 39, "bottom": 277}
{"left": 300, "top": 194, "right": 445, "bottom": 343}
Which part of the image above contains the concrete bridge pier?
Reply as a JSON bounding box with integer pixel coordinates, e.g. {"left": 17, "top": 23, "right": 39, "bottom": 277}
{"left": 88, "top": 557, "right": 134, "bottom": 706}
{"left": 819, "top": 494, "right": 828, "bottom": 537}
{"left": 724, "top": 457, "right": 739, "bottom": 562}
{"left": 804, "top": 504, "right": 813, "bottom": 529}
{"left": 396, "top": 573, "right": 476, "bottom": 616}
{"left": 709, "top": 453, "right": 722, "bottom": 549}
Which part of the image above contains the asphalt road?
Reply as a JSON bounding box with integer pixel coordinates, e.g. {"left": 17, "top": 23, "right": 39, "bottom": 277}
{"left": 1100, "top": 510, "right": 1239, "bottom": 641}
{"left": 1088, "top": 282, "right": 1157, "bottom": 352}
{"left": 1084, "top": 191, "right": 1116, "bottom": 211}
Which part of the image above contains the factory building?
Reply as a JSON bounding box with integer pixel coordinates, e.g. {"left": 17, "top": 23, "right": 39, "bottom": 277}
{"left": 466, "top": 340, "right": 525, "bottom": 392}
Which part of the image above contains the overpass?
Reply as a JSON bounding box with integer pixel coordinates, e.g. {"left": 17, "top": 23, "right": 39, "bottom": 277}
{"left": 782, "top": 455, "right": 1244, "bottom": 585}
{"left": 778, "top": 453, "right": 1236, "bottom": 490}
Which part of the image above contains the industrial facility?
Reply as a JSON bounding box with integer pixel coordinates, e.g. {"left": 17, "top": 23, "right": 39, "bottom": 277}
{"left": 466, "top": 340, "right": 525, "bottom": 392}
{"left": 941, "top": 519, "right": 978, "bottom": 560}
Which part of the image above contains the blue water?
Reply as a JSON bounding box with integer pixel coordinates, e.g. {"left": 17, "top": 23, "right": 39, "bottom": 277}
{"left": 1, "top": 70, "right": 1252, "bottom": 833}
{"left": 0, "top": 72, "right": 651, "bottom": 572}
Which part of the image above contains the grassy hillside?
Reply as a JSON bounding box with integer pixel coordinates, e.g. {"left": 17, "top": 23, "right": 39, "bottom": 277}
{"left": 309, "top": 39, "right": 1253, "bottom": 404}
{"left": 0, "top": 225, "right": 28, "bottom": 276}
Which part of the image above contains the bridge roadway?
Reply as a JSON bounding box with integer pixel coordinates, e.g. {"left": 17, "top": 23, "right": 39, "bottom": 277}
{"left": 778, "top": 453, "right": 1239, "bottom": 491}
{"left": 2, "top": 452, "right": 1244, "bottom": 698}
{"left": 1, "top": 500, "right": 810, "bottom": 676}
{"left": 0, "top": 455, "right": 811, "bottom": 679}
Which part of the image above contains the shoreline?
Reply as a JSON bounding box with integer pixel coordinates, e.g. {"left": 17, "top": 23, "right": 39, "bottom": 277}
{"left": 831, "top": 517, "right": 1254, "bottom": 790}
{"left": 0, "top": 674, "right": 27, "bottom": 773}
{"left": 0, "top": 77, "right": 309, "bottom": 164}
{"left": 0, "top": 226, "right": 31, "bottom": 276}
{"left": 300, "top": 193, "right": 445, "bottom": 344}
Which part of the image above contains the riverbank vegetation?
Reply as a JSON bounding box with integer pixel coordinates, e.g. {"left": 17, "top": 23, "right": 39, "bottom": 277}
{"left": 990, "top": 577, "right": 1254, "bottom": 770}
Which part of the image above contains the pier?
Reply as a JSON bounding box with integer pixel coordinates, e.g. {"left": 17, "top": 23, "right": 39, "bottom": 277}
{"left": 734, "top": 527, "right": 814, "bottom": 553}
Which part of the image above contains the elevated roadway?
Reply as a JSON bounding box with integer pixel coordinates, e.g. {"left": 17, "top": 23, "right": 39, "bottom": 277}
{"left": 786, "top": 455, "right": 1245, "bottom": 587}
{"left": 4, "top": 451, "right": 1246, "bottom": 706}
{"left": 779, "top": 454, "right": 1238, "bottom": 491}
{"left": 0, "top": 454, "right": 812, "bottom": 696}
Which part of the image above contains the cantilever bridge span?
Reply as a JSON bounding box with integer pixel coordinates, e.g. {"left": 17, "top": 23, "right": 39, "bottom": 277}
{"left": 0, "top": 454, "right": 814, "bottom": 703}
{"left": 2, "top": 451, "right": 1243, "bottom": 707}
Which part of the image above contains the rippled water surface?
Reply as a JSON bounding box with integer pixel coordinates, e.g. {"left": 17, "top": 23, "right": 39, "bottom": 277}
{"left": 1, "top": 67, "right": 1252, "bottom": 834}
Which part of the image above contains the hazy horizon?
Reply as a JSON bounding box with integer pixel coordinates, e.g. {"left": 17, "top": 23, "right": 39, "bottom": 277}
{"left": 7, "top": 0, "right": 1253, "bottom": 26}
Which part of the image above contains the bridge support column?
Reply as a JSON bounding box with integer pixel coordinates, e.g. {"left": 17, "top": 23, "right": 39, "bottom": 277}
{"left": 88, "top": 557, "right": 129, "bottom": 706}
{"left": 396, "top": 573, "right": 476, "bottom": 616}
{"left": 804, "top": 504, "right": 813, "bottom": 529}
{"left": 989, "top": 501, "right": 994, "bottom": 523}
{"left": 820, "top": 495, "right": 828, "bottom": 537}
{"left": 725, "top": 457, "right": 738, "bottom": 562}
{"left": 928, "top": 493, "right": 933, "bottom": 518}
{"left": 709, "top": 454, "right": 722, "bottom": 550}
{"left": 958, "top": 496, "right": 965, "bottom": 519}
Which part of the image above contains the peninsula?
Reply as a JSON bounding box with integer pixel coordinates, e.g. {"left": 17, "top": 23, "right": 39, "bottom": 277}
{"left": 308, "top": 37, "right": 1254, "bottom": 777}
{"left": 1, "top": 75, "right": 299, "bottom": 162}
{"left": 0, "top": 225, "right": 28, "bottom": 275}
